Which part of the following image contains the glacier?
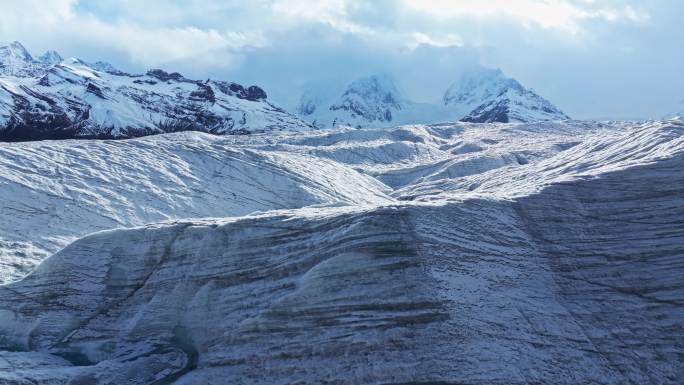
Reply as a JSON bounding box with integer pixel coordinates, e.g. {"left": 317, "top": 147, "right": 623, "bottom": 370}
{"left": 0, "top": 118, "right": 682, "bottom": 384}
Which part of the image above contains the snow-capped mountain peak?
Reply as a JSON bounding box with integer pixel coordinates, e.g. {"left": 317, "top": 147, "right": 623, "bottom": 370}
{"left": 328, "top": 74, "right": 404, "bottom": 124}
{"left": 444, "top": 68, "right": 514, "bottom": 112}
{"left": 0, "top": 41, "right": 42, "bottom": 77}
{"left": 295, "top": 74, "right": 405, "bottom": 128}
{"left": 1, "top": 41, "right": 32, "bottom": 61}
{"left": 295, "top": 67, "right": 569, "bottom": 128}
{"left": 444, "top": 67, "right": 568, "bottom": 123}
{"left": 0, "top": 42, "right": 312, "bottom": 141}
{"left": 338, "top": 74, "right": 403, "bottom": 107}
{"left": 295, "top": 74, "right": 452, "bottom": 128}
{"left": 0, "top": 42, "right": 64, "bottom": 78}
{"left": 38, "top": 50, "right": 63, "bottom": 66}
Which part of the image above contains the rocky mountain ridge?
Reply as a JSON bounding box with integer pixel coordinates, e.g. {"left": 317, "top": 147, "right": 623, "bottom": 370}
{"left": 0, "top": 41, "right": 311, "bottom": 141}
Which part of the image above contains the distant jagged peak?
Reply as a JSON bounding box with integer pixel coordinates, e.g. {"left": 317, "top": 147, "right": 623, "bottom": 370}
{"left": 59, "top": 57, "right": 125, "bottom": 76}
{"left": 38, "top": 50, "right": 63, "bottom": 66}
{"left": 0, "top": 46, "right": 303, "bottom": 140}
{"left": 0, "top": 41, "right": 64, "bottom": 77}
{"left": 326, "top": 74, "right": 407, "bottom": 126}
{"left": 444, "top": 66, "right": 569, "bottom": 123}
{"left": 295, "top": 79, "right": 346, "bottom": 116}
{"left": 0, "top": 40, "right": 40, "bottom": 77}
{"left": 0, "top": 40, "right": 34, "bottom": 61}
{"left": 0, "top": 41, "right": 125, "bottom": 78}
{"left": 444, "top": 66, "right": 521, "bottom": 107}
{"left": 340, "top": 74, "right": 404, "bottom": 106}
{"left": 84, "top": 60, "right": 123, "bottom": 75}
{"left": 295, "top": 74, "right": 451, "bottom": 129}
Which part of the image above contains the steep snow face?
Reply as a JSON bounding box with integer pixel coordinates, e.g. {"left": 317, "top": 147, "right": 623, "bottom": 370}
{"left": 0, "top": 43, "right": 312, "bottom": 141}
{"left": 0, "top": 120, "right": 664, "bottom": 284}
{"left": 444, "top": 68, "right": 569, "bottom": 123}
{"left": 0, "top": 131, "right": 391, "bottom": 283}
{"left": 0, "top": 121, "right": 682, "bottom": 384}
{"left": 296, "top": 75, "right": 454, "bottom": 129}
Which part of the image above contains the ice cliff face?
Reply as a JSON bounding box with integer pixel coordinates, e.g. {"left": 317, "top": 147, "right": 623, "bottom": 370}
{"left": 0, "top": 119, "right": 682, "bottom": 384}
{"left": 0, "top": 42, "right": 311, "bottom": 141}
{"left": 0, "top": 131, "right": 390, "bottom": 283}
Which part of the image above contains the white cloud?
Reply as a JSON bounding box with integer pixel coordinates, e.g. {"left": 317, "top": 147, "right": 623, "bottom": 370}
{"left": 0, "top": 0, "right": 677, "bottom": 119}
{"left": 409, "top": 32, "right": 463, "bottom": 49}
{"left": 270, "top": 0, "right": 375, "bottom": 36}
{"left": 0, "top": 0, "right": 265, "bottom": 70}
{"left": 69, "top": 18, "right": 265, "bottom": 68}
{"left": 402, "top": 0, "right": 649, "bottom": 33}
{"left": 0, "top": 0, "right": 76, "bottom": 32}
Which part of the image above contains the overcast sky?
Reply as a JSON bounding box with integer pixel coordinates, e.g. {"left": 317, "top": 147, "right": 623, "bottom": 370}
{"left": 1, "top": 0, "right": 682, "bottom": 119}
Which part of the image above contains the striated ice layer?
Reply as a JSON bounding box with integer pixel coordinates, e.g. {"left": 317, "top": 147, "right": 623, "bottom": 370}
{"left": 0, "top": 120, "right": 682, "bottom": 383}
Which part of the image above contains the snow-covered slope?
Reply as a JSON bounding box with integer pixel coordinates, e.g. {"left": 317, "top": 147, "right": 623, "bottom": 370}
{"left": 0, "top": 120, "right": 683, "bottom": 384}
{"left": 0, "top": 42, "right": 311, "bottom": 141}
{"left": 444, "top": 68, "right": 569, "bottom": 123}
{"left": 0, "top": 131, "right": 390, "bottom": 283}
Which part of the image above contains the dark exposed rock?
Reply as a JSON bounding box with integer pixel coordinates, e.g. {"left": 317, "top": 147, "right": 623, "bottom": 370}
{"left": 146, "top": 69, "right": 185, "bottom": 82}
{"left": 213, "top": 81, "right": 267, "bottom": 101}
{"left": 245, "top": 85, "right": 267, "bottom": 100}
{"left": 133, "top": 79, "right": 158, "bottom": 85}
{"left": 0, "top": 43, "right": 309, "bottom": 141}
{"left": 461, "top": 99, "right": 511, "bottom": 123}
{"left": 85, "top": 83, "right": 106, "bottom": 99}
{"left": 189, "top": 83, "right": 216, "bottom": 103}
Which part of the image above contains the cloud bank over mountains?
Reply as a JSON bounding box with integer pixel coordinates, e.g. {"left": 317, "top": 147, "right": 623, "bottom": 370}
{"left": 0, "top": 0, "right": 682, "bottom": 119}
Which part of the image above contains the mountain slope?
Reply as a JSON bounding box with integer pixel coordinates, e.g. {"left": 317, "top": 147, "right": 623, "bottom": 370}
{"left": 444, "top": 68, "right": 569, "bottom": 123}
{"left": 0, "top": 120, "right": 682, "bottom": 384}
{"left": 0, "top": 42, "right": 312, "bottom": 141}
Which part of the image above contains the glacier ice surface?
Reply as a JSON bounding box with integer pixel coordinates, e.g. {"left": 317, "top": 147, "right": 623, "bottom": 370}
{"left": 0, "top": 119, "right": 683, "bottom": 384}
